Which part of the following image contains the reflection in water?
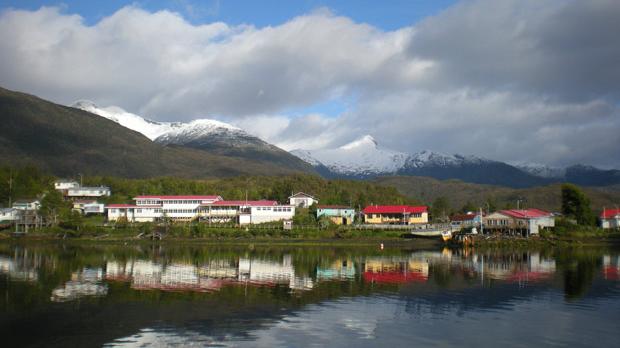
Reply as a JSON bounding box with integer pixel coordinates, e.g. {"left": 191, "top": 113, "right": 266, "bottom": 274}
{"left": 0, "top": 243, "right": 619, "bottom": 347}
{"left": 51, "top": 268, "right": 108, "bottom": 302}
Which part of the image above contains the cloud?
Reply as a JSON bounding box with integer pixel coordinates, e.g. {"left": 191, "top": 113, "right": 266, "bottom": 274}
{"left": 0, "top": 1, "right": 618, "bottom": 167}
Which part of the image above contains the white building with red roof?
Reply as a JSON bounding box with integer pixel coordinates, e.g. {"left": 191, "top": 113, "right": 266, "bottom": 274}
{"left": 106, "top": 195, "right": 295, "bottom": 225}
{"left": 106, "top": 195, "right": 222, "bottom": 222}
{"left": 483, "top": 209, "right": 554, "bottom": 236}
{"left": 362, "top": 205, "right": 428, "bottom": 225}
{"left": 600, "top": 208, "right": 620, "bottom": 229}
{"left": 198, "top": 200, "right": 295, "bottom": 225}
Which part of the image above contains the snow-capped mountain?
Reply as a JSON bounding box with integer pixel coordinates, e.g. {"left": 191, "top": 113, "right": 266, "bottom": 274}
{"left": 291, "top": 135, "right": 408, "bottom": 176}
{"left": 71, "top": 101, "right": 314, "bottom": 172}
{"left": 71, "top": 100, "right": 243, "bottom": 141}
{"left": 510, "top": 162, "right": 566, "bottom": 179}
{"left": 291, "top": 136, "right": 553, "bottom": 187}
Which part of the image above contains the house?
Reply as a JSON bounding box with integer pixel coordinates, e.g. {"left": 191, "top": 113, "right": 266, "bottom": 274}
{"left": 12, "top": 199, "right": 40, "bottom": 211}
{"left": 0, "top": 208, "right": 18, "bottom": 222}
{"left": 600, "top": 208, "right": 620, "bottom": 229}
{"left": 67, "top": 186, "right": 111, "bottom": 199}
{"left": 450, "top": 213, "right": 482, "bottom": 229}
{"left": 483, "top": 209, "right": 554, "bottom": 236}
{"left": 316, "top": 205, "right": 355, "bottom": 225}
{"left": 362, "top": 205, "right": 429, "bottom": 225}
{"left": 54, "top": 179, "right": 79, "bottom": 191}
{"left": 288, "top": 192, "right": 317, "bottom": 208}
{"left": 199, "top": 200, "right": 295, "bottom": 225}
{"left": 106, "top": 195, "right": 223, "bottom": 222}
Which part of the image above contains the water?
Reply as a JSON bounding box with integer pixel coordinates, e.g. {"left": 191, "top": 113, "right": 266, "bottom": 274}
{"left": 0, "top": 242, "right": 619, "bottom": 347}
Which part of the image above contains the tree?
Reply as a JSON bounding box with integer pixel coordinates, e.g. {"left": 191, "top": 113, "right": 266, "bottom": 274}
{"left": 561, "top": 184, "right": 595, "bottom": 226}
{"left": 460, "top": 201, "right": 477, "bottom": 214}
{"left": 40, "top": 190, "right": 70, "bottom": 225}
{"left": 431, "top": 197, "right": 450, "bottom": 222}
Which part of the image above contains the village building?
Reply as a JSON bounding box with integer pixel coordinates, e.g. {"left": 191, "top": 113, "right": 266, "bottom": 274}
{"left": 0, "top": 208, "right": 18, "bottom": 222}
{"left": 73, "top": 200, "right": 105, "bottom": 215}
{"left": 483, "top": 209, "right": 554, "bottom": 236}
{"left": 288, "top": 192, "right": 317, "bottom": 208}
{"left": 106, "top": 195, "right": 222, "bottom": 222}
{"left": 600, "top": 208, "right": 620, "bottom": 229}
{"left": 198, "top": 200, "right": 295, "bottom": 225}
{"left": 54, "top": 179, "right": 80, "bottom": 191}
{"left": 450, "top": 213, "right": 482, "bottom": 229}
{"left": 12, "top": 199, "right": 40, "bottom": 211}
{"left": 106, "top": 195, "right": 295, "bottom": 225}
{"left": 362, "top": 205, "right": 429, "bottom": 225}
{"left": 66, "top": 186, "right": 111, "bottom": 199}
{"left": 316, "top": 205, "right": 355, "bottom": 225}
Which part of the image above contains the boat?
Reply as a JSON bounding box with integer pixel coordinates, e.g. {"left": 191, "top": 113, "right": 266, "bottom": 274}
{"left": 441, "top": 230, "right": 452, "bottom": 242}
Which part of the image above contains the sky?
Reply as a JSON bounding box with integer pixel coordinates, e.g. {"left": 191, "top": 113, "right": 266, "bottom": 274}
{"left": 0, "top": 0, "right": 618, "bottom": 168}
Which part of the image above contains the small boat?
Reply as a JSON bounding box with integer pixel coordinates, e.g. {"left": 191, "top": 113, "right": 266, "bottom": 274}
{"left": 441, "top": 230, "right": 452, "bottom": 242}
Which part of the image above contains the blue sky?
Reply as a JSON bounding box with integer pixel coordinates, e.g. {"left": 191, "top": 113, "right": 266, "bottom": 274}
{"left": 0, "top": 0, "right": 456, "bottom": 29}
{"left": 0, "top": 0, "right": 618, "bottom": 167}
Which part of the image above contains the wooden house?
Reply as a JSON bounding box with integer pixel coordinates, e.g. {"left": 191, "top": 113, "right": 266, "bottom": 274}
{"left": 362, "top": 205, "right": 428, "bottom": 225}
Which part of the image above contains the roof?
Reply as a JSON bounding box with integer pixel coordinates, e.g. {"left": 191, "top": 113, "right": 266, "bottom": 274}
{"left": 203, "top": 200, "right": 279, "bottom": 207}
{"left": 13, "top": 199, "right": 39, "bottom": 204}
{"left": 600, "top": 208, "right": 620, "bottom": 219}
{"left": 105, "top": 204, "right": 160, "bottom": 208}
{"left": 69, "top": 186, "right": 110, "bottom": 190}
{"left": 106, "top": 204, "right": 138, "bottom": 208}
{"left": 451, "top": 213, "right": 479, "bottom": 222}
{"left": 362, "top": 205, "right": 428, "bottom": 214}
{"left": 499, "top": 209, "right": 552, "bottom": 219}
{"left": 73, "top": 199, "right": 98, "bottom": 204}
{"left": 134, "top": 195, "right": 221, "bottom": 200}
{"left": 288, "top": 192, "right": 316, "bottom": 199}
{"left": 317, "top": 205, "right": 352, "bottom": 209}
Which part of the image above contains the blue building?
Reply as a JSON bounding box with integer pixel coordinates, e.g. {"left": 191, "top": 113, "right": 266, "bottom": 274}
{"left": 316, "top": 205, "right": 355, "bottom": 225}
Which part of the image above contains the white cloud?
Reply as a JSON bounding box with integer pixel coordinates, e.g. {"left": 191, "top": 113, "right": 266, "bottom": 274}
{"left": 0, "top": 1, "right": 618, "bottom": 167}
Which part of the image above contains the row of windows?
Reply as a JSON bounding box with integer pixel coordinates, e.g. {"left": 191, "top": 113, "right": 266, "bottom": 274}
{"left": 368, "top": 213, "right": 423, "bottom": 218}
{"left": 163, "top": 200, "right": 204, "bottom": 204}
{"left": 256, "top": 207, "right": 292, "bottom": 212}
{"left": 163, "top": 209, "right": 196, "bottom": 214}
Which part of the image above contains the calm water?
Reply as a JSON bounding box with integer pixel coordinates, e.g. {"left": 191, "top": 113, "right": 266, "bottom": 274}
{"left": 0, "top": 242, "right": 619, "bottom": 347}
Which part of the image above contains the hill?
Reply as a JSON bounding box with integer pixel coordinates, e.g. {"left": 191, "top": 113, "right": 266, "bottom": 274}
{"left": 374, "top": 176, "right": 620, "bottom": 213}
{"left": 0, "top": 87, "right": 315, "bottom": 178}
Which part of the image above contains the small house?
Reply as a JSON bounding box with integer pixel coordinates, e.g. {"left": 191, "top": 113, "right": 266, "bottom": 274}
{"left": 54, "top": 179, "right": 80, "bottom": 191}
{"left": 67, "top": 186, "right": 111, "bottom": 199}
{"left": 362, "top": 205, "right": 429, "bottom": 225}
{"left": 450, "top": 213, "right": 482, "bottom": 229}
{"left": 12, "top": 199, "right": 40, "bottom": 211}
{"left": 600, "top": 208, "right": 620, "bottom": 229}
{"left": 0, "top": 208, "right": 18, "bottom": 222}
{"left": 483, "top": 209, "right": 554, "bottom": 236}
{"left": 288, "top": 192, "right": 317, "bottom": 208}
{"left": 316, "top": 205, "right": 355, "bottom": 225}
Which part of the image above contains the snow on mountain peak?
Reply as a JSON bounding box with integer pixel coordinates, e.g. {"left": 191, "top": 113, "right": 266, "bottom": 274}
{"left": 71, "top": 101, "right": 243, "bottom": 141}
{"left": 339, "top": 135, "right": 378, "bottom": 150}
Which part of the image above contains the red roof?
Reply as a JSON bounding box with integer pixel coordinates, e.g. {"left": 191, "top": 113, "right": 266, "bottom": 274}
{"left": 451, "top": 213, "right": 479, "bottom": 222}
{"left": 362, "top": 205, "right": 427, "bottom": 214}
{"left": 106, "top": 204, "right": 160, "bottom": 208}
{"left": 317, "top": 205, "right": 352, "bottom": 209}
{"left": 499, "top": 209, "right": 552, "bottom": 219}
{"left": 600, "top": 208, "right": 620, "bottom": 219}
{"left": 133, "top": 195, "right": 222, "bottom": 200}
{"left": 205, "top": 200, "right": 279, "bottom": 207}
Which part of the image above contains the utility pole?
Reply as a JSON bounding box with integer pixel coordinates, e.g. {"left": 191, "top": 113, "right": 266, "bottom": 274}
{"left": 8, "top": 170, "right": 13, "bottom": 208}
{"left": 480, "top": 207, "right": 484, "bottom": 235}
{"left": 78, "top": 173, "right": 83, "bottom": 187}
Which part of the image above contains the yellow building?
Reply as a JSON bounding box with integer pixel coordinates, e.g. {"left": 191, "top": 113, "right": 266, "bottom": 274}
{"left": 362, "top": 205, "right": 428, "bottom": 225}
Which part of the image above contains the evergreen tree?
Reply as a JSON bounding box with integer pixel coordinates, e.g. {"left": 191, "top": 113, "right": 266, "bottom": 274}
{"left": 561, "top": 184, "right": 595, "bottom": 225}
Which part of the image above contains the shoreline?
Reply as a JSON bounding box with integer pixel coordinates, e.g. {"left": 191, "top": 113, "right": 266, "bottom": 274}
{"left": 2, "top": 231, "right": 620, "bottom": 248}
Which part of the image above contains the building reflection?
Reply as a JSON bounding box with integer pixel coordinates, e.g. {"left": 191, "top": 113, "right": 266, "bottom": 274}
{"left": 51, "top": 267, "right": 108, "bottom": 302}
